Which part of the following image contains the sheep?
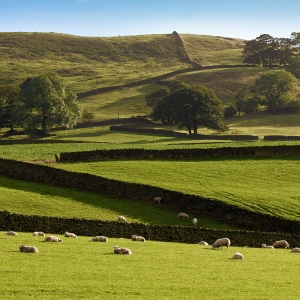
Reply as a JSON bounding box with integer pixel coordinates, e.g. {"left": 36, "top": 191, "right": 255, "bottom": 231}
{"left": 118, "top": 216, "right": 126, "bottom": 222}
{"left": 198, "top": 241, "right": 208, "bottom": 245}
{"left": 131, "top": 235, "right": 145, "bottom": 242}
{"left": 91, "top": 236, "right": 108, "bottom": 242}
{"left": 64, "top": 231, "right": 77, "bottom": 238}
{"left": 44, "top": 236, "right": 62, "bottom": 242}
{"left": 232, "top": 252, "right": 244, "bottom": 260}
{"left": 113, "top": 246, "right": 132, "bottom": 255}
{"left": 212, "top": 238, "right": 231, "bottom": 249}
{"left": 291, "top": 247, "right": 300, "bottom": 253}
{"left": 193, "top": 218, "right": 198, "bottom": 226}
{"left": 33, "top": 231, "right": 45, "bottom": 236}
{"left": 261, "top": 243, "right": 274, "bottom": 249}
{"left": 154, "top": 196, "right": 162, "bottom": 204}
{"left": 19, "top": 244, "right": 39, "bottom": 253}
{"left": 178, "top": 212, "right": 189, "bottom": 220}
{"left": 5, "top": 231, "right": 18, "bottom": 236}
{"left": 272, "top": 240, "right": 290, "bottom": 249}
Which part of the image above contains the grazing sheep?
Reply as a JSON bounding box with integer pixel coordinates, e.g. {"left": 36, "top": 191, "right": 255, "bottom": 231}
{"left": 212, "top": 238, "right": 231, "bottom": 249}
{"left": 272, "top": 240, "right": 290, "bottom": 249}
{"left": 198, "top": 241, "right": 208, "bottom": 245}
{"left": 261, "top": 243, "right": 274, "bottom": 249}
{"left": 5, "top": 231, "right": 18, "bottom": 236}
{"left": 33, "top": 231, "right": 45, "bottom": 236}
{"left": 44, "top": 236, "right": 62, "bottom": 242}
{"left": 291, "top": 247, "right": 300, "bottom": 253}
{"left": 193, "top": 218, "right": 198, "bottom": 226}
{"left": 154, "top": 196, "right": 162, "bottom": 204}
{"left": 113, "top": 246, "right": 132, "bottom": 255}
{"left": 91, "top": 236, "right": 108, "bottom": 242}
{"left": 64, "top": 231, "right": 77, "bottom": 238}
{"left": 131, "top": 235, "right": 145, "bottom": 242}
{"left": 232, "top": 252, "right": 244, "bottom": 260}
{"left": 178, "top": 212, "right": 189, "bottom": 220}
{"left": 118, "top": 216, "right": 126, "bottom": 222}
{"left": 19, "top": 244, "right": 39, "bottom": 253}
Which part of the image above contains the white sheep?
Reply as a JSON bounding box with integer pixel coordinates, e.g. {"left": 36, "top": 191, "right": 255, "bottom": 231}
{"left": 291, "top": 247, "right": 300, "bottom": 253}
{"left": 33, "top": 231, "right": 45, "bottom": 236}
{"left": 44, "top": 236, "right": 62, "bottom": 242}
{"left": 118, "top": 216, "right": 126, "bottom": 222}
{"left": 5, "top": 231, "right": 18, "bottom": 236}
{"left": 154, "top": 196, "right": 162, "bottom": 204}
{"left": 212, "top": 238, "right": 231, "bottom": 249}
{"left": 198, "top": 241, "right": 208, "bottom": 245}
{"left": 261, "top": 243, "right": 274, "bottom": 249}
{"left": 131, "top": 235, "right": 145, "bottom": 242}
{"left": 178, "top": 212, "right": 189, "bottom": 220}
{"left": 19, "top": 244, "right": 39, "bottom": 253}
{"left": 64, "top": 231, "right": 77, "bottom": 238}
{"left": 113, "top": 246, "right": 132, "bottom": 255}
{"left": 193, "top": 218, "right": 198, "bottom": 226}
{"left": 232, "top": 252, "right": 244, "bottom": 260}
{"left": 272, "top": 240, "right": 290, "bottom": 248}
{"left": 91, "top": 236, "right": 108, "bottom": 242}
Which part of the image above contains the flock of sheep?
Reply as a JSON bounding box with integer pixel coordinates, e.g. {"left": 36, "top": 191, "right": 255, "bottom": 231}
{"left": 6, "top": 229, "right": 299, "bottom": 259}
{"left": 4, "top": 229, "right": 148, "bottom": 255}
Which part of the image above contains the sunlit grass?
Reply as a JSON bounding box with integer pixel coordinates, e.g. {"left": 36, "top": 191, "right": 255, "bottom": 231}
{"left": 54, "top": 157, "right": 300, "bottom": 221}
{"left": 1, "top": 232, "right": 299, "bottom": 299}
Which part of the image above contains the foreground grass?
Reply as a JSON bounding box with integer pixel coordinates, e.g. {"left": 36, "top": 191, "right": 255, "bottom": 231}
{"left": 0, "top": 175, "right": 235, "bottom": 229}
{"left": 1, "top": 232, "right": 299, "bottom": 299}
{"left": 54, "top": 157, "right": 300, "bottom": 221}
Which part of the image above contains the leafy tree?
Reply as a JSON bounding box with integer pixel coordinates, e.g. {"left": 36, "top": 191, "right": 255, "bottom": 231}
{"left": 145, "top": 88, "right": 169, "bottom": 109}
{"left": 0, "top": 85, "right": 20, "bottom": 131}
{"left": 15, "top": 72, "right": 81, "bottom": 135}
{"left": 287, "top": 56, "right": 300, "bottom": 78}
{"left": 149, "top": 84, "right": 227, "bottom": 134}
{"left": 233, "top": 88, "right": 248, "bottom": 116}
{"left": 224, "top": 102, "right": 237, "bottom": 118}
{"left": 82, "top": 108, "right": 95, "bottom": 123}
{"left": 249, "top": 70, "right": 298, "bottom": 110}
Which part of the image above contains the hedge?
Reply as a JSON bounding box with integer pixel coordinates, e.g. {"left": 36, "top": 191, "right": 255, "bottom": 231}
{"left": 1, "top": 211, "right": 299, "bottom": 247}
{"left": 59, "top": 145, "right": 300, "bottom": 162}
{"left": 1, "top": 157, "right": 300, "bottom": 235}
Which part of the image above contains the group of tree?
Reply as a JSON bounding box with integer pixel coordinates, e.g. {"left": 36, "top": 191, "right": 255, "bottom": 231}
{"left": 225, "top": 70, "right": 299, "bottom": 117}
{"left": 0, "top": 72, "right": 81, "bottom": 135}
{"left": 146, "top": 81, "right": 228, "bottom": 134}
{"left": 242, "top": 32, "right": 300, "bottom": 70}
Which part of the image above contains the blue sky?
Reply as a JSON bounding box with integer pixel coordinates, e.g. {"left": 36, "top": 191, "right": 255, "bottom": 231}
{"left": 0, "top": 0, "right": 299, "bottom": 40}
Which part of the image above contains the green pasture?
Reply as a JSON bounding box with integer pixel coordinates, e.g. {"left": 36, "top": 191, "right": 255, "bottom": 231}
{"left": 0, "top": 175, "right": 235, "bottom": 229}
{"left": 54, "top": 156, "right": 300, "bottom": 221}
{"left": 1, "top": 232, "right": 299, "bottom": 299}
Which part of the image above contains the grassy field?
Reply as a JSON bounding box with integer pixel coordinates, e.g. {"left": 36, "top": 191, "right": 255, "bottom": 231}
{"left": 1, "top": 231, "right": 300, "bottom": 300}
{"left": 0, "top": 174, "right": 235, "bottom": 229}
{"left": 53, "top": 156, "right": 300, "bottom": 221}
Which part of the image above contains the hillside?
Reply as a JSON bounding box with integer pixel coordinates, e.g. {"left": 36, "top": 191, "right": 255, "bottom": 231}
{"left": 0, "top": 31, "right": 246, "bottom": 93}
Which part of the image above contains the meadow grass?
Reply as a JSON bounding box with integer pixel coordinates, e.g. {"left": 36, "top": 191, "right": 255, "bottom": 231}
{"left": 0, "top": 175, "right": 235, "bottom": 229}
{"left": 1, "top": 231, "right": 300, "bottom": 299}
{"left": 54, "top": 156, "right": 300, "bottom": 221}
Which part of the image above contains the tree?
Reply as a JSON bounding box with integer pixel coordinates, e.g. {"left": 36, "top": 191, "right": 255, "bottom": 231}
{"left": 82, "top": 108, "right": 95, "bottom": 123}
{"left": 148, "top": 85, "right": 228, "bottom": 134}
{"left": 287, "top": 56, "right": 300, "bottom": 78}
{"left": 233, "top": 89, "right": 248, "bottom": 116}
{"left": 145, "top": 88, "right": 169, "bottom": 109}
{"left": 249, "top": 70, "right": 298, "bottom": 110}
{"left": 16, "top": 72, "right": 81, "bottom": 135}
{"left": 0, "top": 85, "right": 20, "bottom": 131}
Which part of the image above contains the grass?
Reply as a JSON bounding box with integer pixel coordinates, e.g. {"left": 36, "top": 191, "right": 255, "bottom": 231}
{"left": 1, "top": 231, "right": 300, "bottom": 299}
{"left": 53, "top": 156, "right": 300, "bottom": 221}
{"left": 0, "top": 174, "right": 235, "bottom": 229}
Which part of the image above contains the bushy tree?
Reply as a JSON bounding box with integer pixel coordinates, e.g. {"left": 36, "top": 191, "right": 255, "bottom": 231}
{"left": 15, "top": 72, "right": 81, "bottom": 135}
{"left": 249, "top": 70, "right": 298, "bottom": 110}
{"left": 287, "top": 56, "right": 300, "bottom": 78}
{"left": 82, "top": 108, "right": 95, "bottom": 123}
{"left": 0, "top": 85, "right": 19, "bottom": 131}
{"left": 148, "top": 83, "right": 228, "bottom": 134}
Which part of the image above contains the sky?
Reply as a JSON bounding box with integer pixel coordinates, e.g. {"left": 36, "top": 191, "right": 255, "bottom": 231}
{"left": 0, "top": 0, "right": 299, "bottom": 40}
